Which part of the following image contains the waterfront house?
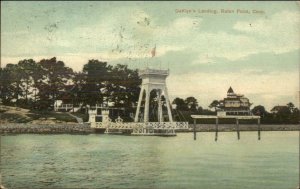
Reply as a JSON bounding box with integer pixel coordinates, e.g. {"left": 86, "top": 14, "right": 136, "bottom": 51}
{"left": 270, "top": 105, "right": 287, "bottom": 114}
{"left": 54, "top": 85, "right": 77, "bottom": 112}
{"left": 218, "top": 87, "right": 252, "bottom": 115}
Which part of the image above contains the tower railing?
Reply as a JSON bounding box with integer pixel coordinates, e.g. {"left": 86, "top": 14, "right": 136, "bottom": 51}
{"left": 138, "top": 69, "right": 169, "bottom": 76}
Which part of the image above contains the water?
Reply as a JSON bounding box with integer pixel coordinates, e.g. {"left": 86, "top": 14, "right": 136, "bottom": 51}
{"left": 1, "top": 131, "right": 299, "bottom": 189}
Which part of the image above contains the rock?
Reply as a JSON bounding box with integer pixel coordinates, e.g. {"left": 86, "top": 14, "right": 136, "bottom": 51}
{"left": 0, "top": 123, "right": 92, "bottom": 134}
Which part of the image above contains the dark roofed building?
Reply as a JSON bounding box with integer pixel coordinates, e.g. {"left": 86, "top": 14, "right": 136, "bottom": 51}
{"left": 227, "top": 86, "right": 234, "bottom": 94}
{"left": 218, "top": 87, "right": 252, "bottom": 115}
{"left": 270, "top": 105, "right": 286, "bottom": 114}
{"left": 54, "top": 85, "right": 76, "bottom": 112}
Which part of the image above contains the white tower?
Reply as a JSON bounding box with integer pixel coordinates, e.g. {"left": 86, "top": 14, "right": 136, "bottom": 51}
{"left": 88, "top": 109, "right": 97, "bottom": 128}
{"left": 88, "top": 109, "right": 97, "bottom": 123}
{"left": 134, "top": 68, "right": 173, "bottom": 123}
{"left": 101, "top": 109, "right": 111, "bottom": 125}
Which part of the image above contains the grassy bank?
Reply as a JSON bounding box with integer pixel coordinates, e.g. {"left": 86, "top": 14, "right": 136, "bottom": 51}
{"left": 0, "top": 105, "right": 77, "bottom": 123}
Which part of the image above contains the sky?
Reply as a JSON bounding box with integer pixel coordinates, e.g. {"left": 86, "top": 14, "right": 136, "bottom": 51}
{"left": 1, "top": 1, "right": 299, "bottom": 110}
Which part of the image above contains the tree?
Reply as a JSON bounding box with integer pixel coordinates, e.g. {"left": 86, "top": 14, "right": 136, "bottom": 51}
{"left": 109, "top": 64, "right": 141, "bottom": 107}
{"left": 209, "top": 100, "right": 219, "bottom": 112}
{"left": 277, "top": 106, "right": 291, "bottom": 123}
{"left": 286, "top": 102, "right": 295, "bottom": 113}
{"left": 17, "top": 59, "right": 45, "bottom": 106}
{"left": 288, "top": 107, "right": 300, "bottom": 124}
{"left": 0, "top": 67, "right": 15, "bottom": 104}
{"left": 2, "top": 64, "right": 24, "bottom": 105}
{"left": 27, "top": 60, "right": 44, "bottom": 106}
{"left": 185, "top": 97, "right": 198, "bottom": 112}
{"left": 172, "top": 97, "right": 187, "bottom": 111}
{"left": 197, "top": 106, "right": 203, "bottom": 114}
{"left": 37, "top": 57, "right": 74, "bottom": 109}
{"left": 251, "top": 105, "right": 267, "bottom": 116}
{"left": 0, "top": 60, "right": 45, "bottom": 109}
{"left": 71, "top": 71, "right": 86, "bottom": 106}
{"left": 82, "top": 60, "right": 112, "bottom": 106}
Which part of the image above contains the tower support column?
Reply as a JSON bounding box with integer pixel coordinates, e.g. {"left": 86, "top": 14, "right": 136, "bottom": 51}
{"left": 134, "top": 86, "right": 144, "bottom": 122}
{"left": 144, "top": 86, "right": 150, "bottom": 123}
{"left": 164, "top": 86, "right": 173, "bottom": 122}
{"left": 158, "top": 90, "right": 163, "bottom": 122}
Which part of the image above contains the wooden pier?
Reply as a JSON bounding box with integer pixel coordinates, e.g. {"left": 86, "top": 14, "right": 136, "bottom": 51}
{"left": 191, "top": 115, "right": 261, "bottom": 141}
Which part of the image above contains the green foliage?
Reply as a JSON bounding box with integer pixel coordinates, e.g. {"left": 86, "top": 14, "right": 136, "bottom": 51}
{"left": 185, "top": 97, "right": 198, "bottom": 112}
{"left": 37, "top": 57, "right": 74, "bottom": 109}
{"left": 0, "top": 58, "right": 141, "bottom": 115}
{"left": 81, "top": 60, "right": 111, "bottom": 105}
{"left": 172, "top": 97, "right": 187, "bottom": 111}
{"left": 1, "top": 57, "right": 299, "bottom": 125}
{"left": 0, "top": 64, "right": 23, "bottom": 104}
{"left": 109, "top": 64, "right": 141, "bottom": 108}
{"left": 251, "top": 105, "right": 267, "bottom": 116}
{"left": 209, "top": 100, "right": 219, "bottom": 112}
{"left": 251, "top": 103, "right": 300, "bottom": 124}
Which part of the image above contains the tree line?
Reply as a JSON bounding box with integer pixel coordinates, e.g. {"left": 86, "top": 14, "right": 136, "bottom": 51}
{"left": 0, "top": 57, "right": 299, "bottom": 124}
{"left": 250, "top": 103, "right": 299, "bottom": 124}
{"left": 0, "top": 57, "right": 141, "bottom": 110}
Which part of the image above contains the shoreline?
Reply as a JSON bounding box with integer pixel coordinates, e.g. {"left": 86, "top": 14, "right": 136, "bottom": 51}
{"left": 0, "top": 123, "right": 92, "bottom": 134}
{"left": 0, "top": 123, "right": 298, "bottom": 134}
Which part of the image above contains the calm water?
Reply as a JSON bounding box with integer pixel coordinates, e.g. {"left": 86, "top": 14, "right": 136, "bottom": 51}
{"left": 1, "top": 132, "right": 299, "bottom": 189}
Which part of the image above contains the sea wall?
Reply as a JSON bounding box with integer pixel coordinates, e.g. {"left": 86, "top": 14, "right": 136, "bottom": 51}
{"left": 0, "top": 123, "right": 92, "bottom": 134}
{"left": 0, "top": 123, "right": 298, "bottom": 134}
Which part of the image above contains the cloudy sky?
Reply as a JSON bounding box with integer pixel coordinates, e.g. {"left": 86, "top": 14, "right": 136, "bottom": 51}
{"left": 1, "top": 1, "right": 299, "bottom": 110}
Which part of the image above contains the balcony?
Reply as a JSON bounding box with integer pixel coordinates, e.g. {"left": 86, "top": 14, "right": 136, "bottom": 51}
{"left": 138, "top": 68, "right": 169, "bottom": 76}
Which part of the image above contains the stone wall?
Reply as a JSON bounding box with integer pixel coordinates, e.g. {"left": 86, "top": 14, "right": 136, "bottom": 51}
{"left": 0, "top": 123, "right": 92, "bottom": 134}
{"left": 0, "top": 123, "right": 298, "bottom": 134}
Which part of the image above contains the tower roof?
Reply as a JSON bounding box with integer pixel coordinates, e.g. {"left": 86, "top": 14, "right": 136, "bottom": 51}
{"left": 227, "top": 86, "right": 234, "bottom": 93}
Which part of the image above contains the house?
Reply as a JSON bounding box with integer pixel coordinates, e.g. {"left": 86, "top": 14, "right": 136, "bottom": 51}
{"left": 218, "top": 87, "right": 252, "bottom": 115}
{"left": 54, "top": 85, "right": 77, "bottom": 112}
{"left": 270, "top": 105, "right": 286, "bottom": 114}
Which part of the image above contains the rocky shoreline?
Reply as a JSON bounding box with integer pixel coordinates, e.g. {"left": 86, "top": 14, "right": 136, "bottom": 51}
{"left": 0, "top": 123, "right": 299, "bottom": 134}
{"left": 0, "top": 123, "right": 92, "bottom": 134}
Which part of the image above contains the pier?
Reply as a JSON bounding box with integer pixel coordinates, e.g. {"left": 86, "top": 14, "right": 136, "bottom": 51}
{"left": 91, "top": 120, "right": 189, "bottom": 136}
{"left": 191, "top": 115, "right": 261, "bottom": 141}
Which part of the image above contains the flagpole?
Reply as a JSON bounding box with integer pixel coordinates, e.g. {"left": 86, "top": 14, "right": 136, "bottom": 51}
{"left": 160, "top": 60, "right": 161, "bottom": 70}
{"left": 147, "top": 59, "right": 149, "bottom": 69}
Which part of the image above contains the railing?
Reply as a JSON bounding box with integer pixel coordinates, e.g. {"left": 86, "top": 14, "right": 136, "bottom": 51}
{"left": 139, "top": 69, "right": 169, "bottom": 76}
{"left": 92, "top": 122, "right": 105, "bottom": 128}
{"left": 57, "top": 104, "right": 73, "bottom": 108}
{"left": 55, "top": 104, "right": 75, "bottom": 111}
{"left": 91, "top": 121, "right": 189, "bottom": 130}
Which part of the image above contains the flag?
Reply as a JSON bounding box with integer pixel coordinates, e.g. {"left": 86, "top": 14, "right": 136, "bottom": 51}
{"left": 151, "top": 45, "right": 156, "bottom": 57}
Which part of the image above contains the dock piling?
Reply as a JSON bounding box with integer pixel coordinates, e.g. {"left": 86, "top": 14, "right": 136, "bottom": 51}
{"left": 193, "top": 119, "right": 196, "bottom": 140}
{"left": 215, "top": 118, "right": 218, "bottom": 141}
{"left": 236, "top": 119, "right": 240, "bottom": 140}
{"left": 258, "top": 118, "right": 261, "bottom": 140}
